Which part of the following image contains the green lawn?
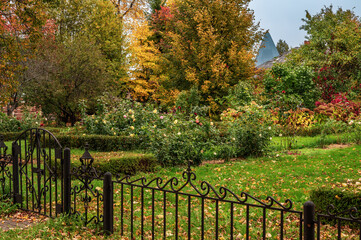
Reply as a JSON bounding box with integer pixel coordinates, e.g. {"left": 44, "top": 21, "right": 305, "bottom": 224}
{"left": 1, "top": 137, "right": 360, "bottom": 239}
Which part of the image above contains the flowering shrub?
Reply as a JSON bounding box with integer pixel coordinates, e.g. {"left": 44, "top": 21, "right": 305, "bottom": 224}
{"left": 0, "top": 111, "right": 44, "bottom": 132}
{"left": 222, "top": 102, "right": 273, "bottom": 157}
{"left": 81, "top": 98, "right": 221, "bottom": 166}
{"left": 314, "top": 93, "right": 360, "bottom": 122}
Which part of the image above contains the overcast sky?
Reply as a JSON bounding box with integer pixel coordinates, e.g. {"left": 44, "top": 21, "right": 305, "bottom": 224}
{"left": 249, "top": 0, "right": 361, "bottom": 48}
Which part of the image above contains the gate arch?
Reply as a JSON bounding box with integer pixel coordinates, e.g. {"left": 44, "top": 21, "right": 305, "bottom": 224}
{"left": 13, "top": 128, "right": 64, "bottom": 217}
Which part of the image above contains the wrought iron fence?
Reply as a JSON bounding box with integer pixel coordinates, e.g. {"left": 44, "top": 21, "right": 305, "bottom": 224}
{"left": 110, "top": 163, "right": 305, "bottom": 239}
{"left": 2, "top": 130, "right": 361, "bottom": 239}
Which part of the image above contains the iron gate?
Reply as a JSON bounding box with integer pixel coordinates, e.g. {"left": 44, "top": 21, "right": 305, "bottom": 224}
{"left": 12, "top": 128, "right": 64, "bottom": 217}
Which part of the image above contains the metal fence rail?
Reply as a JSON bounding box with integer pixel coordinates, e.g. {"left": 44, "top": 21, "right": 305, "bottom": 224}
{"left": 2, "top": 130, "right": 361, "bottom": 239}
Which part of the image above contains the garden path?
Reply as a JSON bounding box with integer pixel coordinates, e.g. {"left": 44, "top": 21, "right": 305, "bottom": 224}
{"left": 0, "top": 211, "right": 47, "bottom": 231}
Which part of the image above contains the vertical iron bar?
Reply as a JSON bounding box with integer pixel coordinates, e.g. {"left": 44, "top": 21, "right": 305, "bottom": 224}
{"left": 152, "top": 188, "right": 155, "bottom": 240}
{"left": 43, "top": 131, "right": 46, "bottom": 215}
{"left": 280, "top": 211, "right": 284, "bottom": 240}
{"left": 131, "top": 185, "right": 134, "bottom": 239}
{"left": 304, "top": 201, "right": 315, "bottom": 240}
{"left": 175, "top": 193, "right": 178, "bottom": 240}
{"left": 141, "top": 187, "right": 144, "bottom": 240}
{"left": 12, "top": 142, "right": 20, "bottom": 204}
{"left": 263, "top": 208, "right": 266, "bottom": 240}
{"left": 230, "top": 203, "right": 234, "bottom": 240}
{"left": 103, "top": 172, "right": 113, "bottom": 234}
{"left": 216, "top": 200, "right": 219, "bottom": 239}
{"left": 201, "top": 198, "right": 205, "bottom": 240}
{"left": 63, "top": 148, "right": 71, "bottom": 214}
{"left": 121, "top": 184, "right": 124, "bottom": 235}
{"left": 163, "top": 191, "right": 166, "bottom": 240}
{"left": 37, "top": 130, "right": 41, "bottom": 213}
{"left": 49, "top": 134, "right": 52, "bottom": 217}
{"left": 188, "top": 195, "right": 191, "bottom": 240}
{"left": 246, "top": 205, "right": 250, "bottom": 240}
{"left": 300, "top": 213, "right": 303, "bottom": 240}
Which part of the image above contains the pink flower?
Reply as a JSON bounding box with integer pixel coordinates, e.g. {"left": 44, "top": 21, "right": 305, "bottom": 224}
{"left": 282, "top": 90, "right": 285, "bottom": 94}
{"left": 160, "top": 116, "right": 164, "bottom": 119}
{"left": 123, "top": 115, "right": 127, "bottom": 118}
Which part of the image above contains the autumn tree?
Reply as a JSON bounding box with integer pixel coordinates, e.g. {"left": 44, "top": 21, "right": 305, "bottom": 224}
{"left": 155, "top": 0, "right": 262, "bottom": 114}
{"left": 276, "top": 39, "right": 289, "bottom": 55}
{"left": 288, "top": 6, "right": 361, "bottom": 101}
{"left": 0, "top": 0, "right": 47, "bottom": 112}
{"left": 22, "top": 0, "right": 128, "bottom": 124}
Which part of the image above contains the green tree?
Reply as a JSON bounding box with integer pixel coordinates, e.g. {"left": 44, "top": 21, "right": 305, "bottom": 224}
{"left": 156, "top": 0, "right": 262, "bottom": 114}
{"left": 23, "top": 36, "right": 110, "bottom": 125}
{"left": 276, "top": 39, "right": 289, "bottom": 55}
{"left": 288, "top": 6, "right": 361, "bottom": 101}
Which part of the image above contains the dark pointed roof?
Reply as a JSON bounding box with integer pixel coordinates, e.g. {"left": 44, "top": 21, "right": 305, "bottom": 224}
{"left": 256, "top": 32, "right": 279, "bottom": 67}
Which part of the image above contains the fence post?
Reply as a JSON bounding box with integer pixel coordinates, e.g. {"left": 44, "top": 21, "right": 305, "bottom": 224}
{"left": 63, "top": 148, "right": 71, "bottom": 214}
{"left": 304, "top": 201, "right": 315, "bottom": 240}
{"left": 12, "top": 142, "right": 21, "bottom": 204}
{"left": 103, "top": 172, "right": 114, "bottom": 234}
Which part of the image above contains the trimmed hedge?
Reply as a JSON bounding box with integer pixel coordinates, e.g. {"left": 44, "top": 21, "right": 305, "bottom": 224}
{"left": 310, "top": 188, "right": 361, "bottom": 224}
{"left": 0, "top": 132, "right": 21, "bottom": 141}
{"left": 68, "top": 152, "right": 157, "bottom": 176}
{"left": 57, "top": 134, "right": 144, "bottom": 151}
{"left": 0, "top": 131, "right": 145, "bottom": 152}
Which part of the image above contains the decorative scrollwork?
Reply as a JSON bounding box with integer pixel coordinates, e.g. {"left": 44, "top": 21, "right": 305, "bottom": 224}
{"left": 326, "top": 204, "right": 361, "bottom": 220}
{"left": 71, "top": 144, "right": 103, "bottom": 226}
{"left": 0, "top": 135, "right": 12, "bottom": 200}
{"left": 114, "top": 168, "right": 293, "bottom": 211}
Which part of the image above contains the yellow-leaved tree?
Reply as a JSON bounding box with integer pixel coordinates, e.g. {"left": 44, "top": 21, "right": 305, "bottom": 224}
{"left": 152, "top": 0, "right": 262, "bottom": 114}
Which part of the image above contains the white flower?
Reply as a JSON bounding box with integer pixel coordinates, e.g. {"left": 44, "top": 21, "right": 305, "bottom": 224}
{"left": 276, "top": 154, "right": 280, "bottom": 157}
{"left": 130, "top": 126, "right": 134, "bottom": 130}
{"left": 349, "top": 120, "right": 354, "bottom": 125}
{"left": 232, "top": 137, "right": 235, "bottom": 141}
{"left": 259, "top": 134, "right": 262, "bottom": 137}
{"left": 163, "top": 134, "right": 167, "bottom": 137}
{"left": 213, "top": 152, "right": 217, "bottom": 155}
{"left": 270, "top": 137, "right": 272, "bottom": 140}
{"left": 210, "top": 122, "right": 214, "bottom": 126}
{"left": 174, "top": 120, "right": 178, "bottom": 124}
{"left": 279, "top": 133, "right": 283, "bottom": 137}
{"left": 113, "top": 132, "right": 116, "bottom": 135}
{"left": 103, "top": 119, "right": 107, "bottom": 124}
{"left": 268, "top": 126, "right": 271, "bottom": 130}
{"left": 177, "top": 132, "right": 181, "bottom": 135}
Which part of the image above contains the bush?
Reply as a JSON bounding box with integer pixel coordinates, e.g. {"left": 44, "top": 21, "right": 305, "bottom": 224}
{"left": 0, "top": 111, "right": 43, "bottom": 132}
{"left": 222, "top": 102, "right": 273, "bottom": 157}
{"left": 148, "top": 116, "right": 219, "bottom": 166}
{"left": 84, "top": 152, "right": 157, "bottom": 176}
{"left": 310, "top": 187, "right": 361, "bottom": 227}
{"left": 263, "top": 64, "right": 320, "bottom": 110}
{"left": 56, "top": 134, "right": 144, "bottom": 151}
